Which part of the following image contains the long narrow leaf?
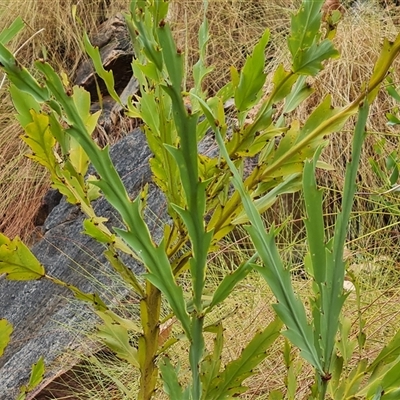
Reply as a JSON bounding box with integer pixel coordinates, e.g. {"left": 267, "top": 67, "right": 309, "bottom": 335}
{"left": 0, "top": 17, "right": 24, "bottom": 45}
{"left": 207, "top": 255, "right": 257, "bottom": 311}
{"left": 196, "top": 96, "right": 324, "bottom": 373}
{"left": 321, "top": 100, "right": 369, "bottom": 370}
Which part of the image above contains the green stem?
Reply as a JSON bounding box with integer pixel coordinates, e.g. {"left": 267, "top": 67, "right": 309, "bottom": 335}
{"left": 138, "top": 282, "right": 161, "bottom": 400}
{"left": 190, "top": 314, "right": 205, "bottom": 399}
{"left": 317, "top": 373, "right": 328, "bottom": 400}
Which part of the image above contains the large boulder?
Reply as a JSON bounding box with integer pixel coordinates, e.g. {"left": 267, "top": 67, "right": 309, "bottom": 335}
{"left": 0, "top": 129, "right": 166, "bottom": 400}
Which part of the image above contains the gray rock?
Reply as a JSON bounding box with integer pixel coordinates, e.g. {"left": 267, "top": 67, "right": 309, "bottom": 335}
{"left": 0, "top": 129, "right": 166, "bottom": 400}
{"left": 0, "top": 122, "right": 222, "bottom": 399}
{"left": 74, "top": 13, "right": 134, "bottom": 102}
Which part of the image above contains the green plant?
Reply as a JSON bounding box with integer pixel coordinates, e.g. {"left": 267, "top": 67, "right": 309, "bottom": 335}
{"left": 2, "top": 0, "right": 400, "bottom": 399}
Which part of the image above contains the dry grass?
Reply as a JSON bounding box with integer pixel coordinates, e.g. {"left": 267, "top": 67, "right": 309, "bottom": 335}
{"left": 170, "top": 0, "right": 299, "bottom": 93}
{"left": 0, "top": 0, "right": 130, "bottom": 241}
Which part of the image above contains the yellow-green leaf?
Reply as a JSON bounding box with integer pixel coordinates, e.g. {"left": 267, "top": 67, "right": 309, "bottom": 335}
{"left": 0, "top": 234, "right": 45, "bottom": 280}
{"left": 0, "top": 319, "right": 13, "bottom": 357}
{"left": 22, "top": 111, "right": 57, "bottom": 172}
{"left": 96, "top": 311, "right": 140, "bottom": 368}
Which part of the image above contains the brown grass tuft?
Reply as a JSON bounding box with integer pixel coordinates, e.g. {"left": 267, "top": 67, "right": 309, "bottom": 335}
{"left": 170, "top": 0, "right": 299, "bottom": 94}
{"left": 0, "top": 0, "right": 130, "bottom": 241}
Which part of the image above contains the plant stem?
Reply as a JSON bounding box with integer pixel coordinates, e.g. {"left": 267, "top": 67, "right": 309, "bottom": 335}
{"left": 138, "top": 282, "right": 161, "bottom": 400}
{"left": 190, "top": 314, "right": 205, "bottom": 399}
{"left": 318, "top": 373, "right": 328, "bottom": 400}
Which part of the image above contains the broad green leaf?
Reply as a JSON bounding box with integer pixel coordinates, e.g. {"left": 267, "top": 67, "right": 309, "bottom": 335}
{"left": 299, "top": 95, "right": 344, "bottom": 141}
{"left": 321, "top": 101, "right": 369, "bottom": 370}
{"left": 372, "top": 387, "right": 384, "bottom": 400}
{"left": 134, "top": 60, "right": 160, "bottom": 82}
{"left": 288, "top": 0, "right": 339, "bottom": 76}
{"left": 33, "top": 63, "right": 95, "bottom": 158}
{"left": 234, "top": 29, "right": 270, "bottom": 112}
{"left": 72, "top": 85, "right": 91, "bottom": 119}
{"left": 157, "top": 21, "right": 183, "bottom": 91}
{"left": 269, "top": 390, "right": 284, "bottom": 400}
{"left": 48, "top": 112, "right": 69, "bottom": 155}
{"left": 207, "top": 257, "right": 256, "bottom": 310}
{"left": 363, "top": 362, "right": 397, "bottom": 398}
{"left": 54, "top": 167, "right": 87, "bottom": 206}
{"left": 140, "top": 91, "right": 160, "bottom": 132}
{"left": 21, "top": 111, "right": 56, "bottom": 172}
{"left": 86, "top": 175, "right": 102, "bottom": 201}
{"left": 329, "top": 352, "right": 344, "bottom": 396}
{"left": 283, "top": 75, "right": 313, "bottom": 114}
{"left": 0, "top": 234, "right": 45, "bottom": 280}
{"left": 9, "top": 84, "right": 40, "bottom": 127}
{"left": 382, "top": 389, "right": 400, "bottom": 400}
{"left": 369, "top": 329, "right": 400, "bottom": 372}
{"left": 260, "top": 97, "right": 353, "bottom": 184}
{"left": 69, "top": 86, "right": 100, "bottom": 175}
{"left": 286, "top": 360, "right": 301, "bottom": 399}
{"left": 293, "top": 39, "right": 339, "bottom": 76}
{"left": 193, "top": 12, "right": 213, "bottom": 96}
{"left": 96, "top": 311, "right": 140, "bottom": 368}
{"left": 387, "top": 114, "right": 400, "bottom": 128}
{"left": 337, "top": 317, "right": 357, "bottom": 366}
{"left": 17, "top": 357, "right": 45, "bottom": 400}
{"left": 132, "top": 9, "right": 163, "bottom": 72}
{"left": 160, "top": 357, "right": 187, "bottom": 399}
{"left": 0, "top": 17, "right": 24, "bottom": 45}
{"left": 83, "top": 217, "right": 111, "bottom": 244}
{"left": 271, "top": 64, "right": 298, "bottom": 103}
{"left": 288, "top": 0, "right": 324, "bottom": 56}
{"left": 386, "top": 76, "right": 400, "bottom": 103}
{"left": 201, "top": 323, "right": 224, "bottom": 398}
{"left": 303, "top": 155, "right": 326, "bottom": 282}
{"left": 0, "top": 319, "right": 13, "bottom": 357}
{"left": 27, "top": 357, "right": 45, "bottom": 390}
{"left": 98, "top": 309, "right": 141, "bottom": 334}
{"left": 206, "top": 317, "right": 282, "bottom": 399}
{"left": 334, "top": 359, "right": 368, "bottom": 398}
{"left": 368, "top": 35, "right": 400, "bottom": 103}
